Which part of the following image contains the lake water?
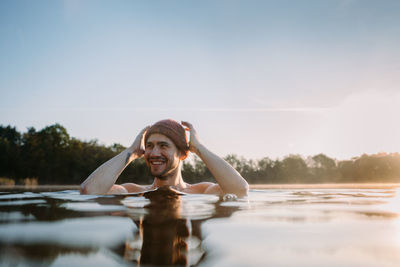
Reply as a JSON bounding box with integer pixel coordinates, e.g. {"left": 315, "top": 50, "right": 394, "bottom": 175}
{"left": 1, "top": 185, "right": 400, "bottom": 266}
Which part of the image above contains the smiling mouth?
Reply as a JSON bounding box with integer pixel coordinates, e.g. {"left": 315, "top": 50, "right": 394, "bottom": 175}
{"left": 151, "top": 161, "right": 165, "bottom": 165}
{"left": 149, "top": 157, "right": 167, "bottom": 166}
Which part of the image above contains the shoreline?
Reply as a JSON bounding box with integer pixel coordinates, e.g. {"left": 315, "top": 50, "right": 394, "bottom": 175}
{"left": 249, "top": 183, "right": 400, "bottom": 189}
{"left": 1, "top": 183, "right": 400, "bottom": 192}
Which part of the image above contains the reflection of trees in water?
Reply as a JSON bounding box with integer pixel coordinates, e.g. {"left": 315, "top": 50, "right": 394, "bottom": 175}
{"left": 5, "top": 188, "right": 398, "bottom": 266}
{"left": 0, "top": 243, "right": 93, "bottom": 267}
{"left": 0, "top": 188, "right": 238, "bottom": 266}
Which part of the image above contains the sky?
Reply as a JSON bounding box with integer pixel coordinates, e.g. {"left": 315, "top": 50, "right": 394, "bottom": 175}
{"left": 1, "top": 0, "right": 400, "bottom": 160}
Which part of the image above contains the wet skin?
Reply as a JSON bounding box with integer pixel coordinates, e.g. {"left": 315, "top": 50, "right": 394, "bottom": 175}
{"left": 116, "top": 133, "right": 222, "bottom": 195}
{"left": 80, "top": 121, "right": 248, "bottom": 196}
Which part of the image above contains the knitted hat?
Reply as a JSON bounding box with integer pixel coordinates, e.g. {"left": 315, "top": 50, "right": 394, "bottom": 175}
{"left": 144, "top": 119, "right": 189, "bottom": 159}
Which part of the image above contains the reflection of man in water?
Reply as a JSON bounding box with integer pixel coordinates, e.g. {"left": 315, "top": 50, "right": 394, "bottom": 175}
{"left": 81, "top": 119, "right": 248, "bottom": 197}
{"left": 117, "top": 187, "right": 238, "bottom": 266}
{"left": 139, "top": 187, "right": 189, "bottom": 265}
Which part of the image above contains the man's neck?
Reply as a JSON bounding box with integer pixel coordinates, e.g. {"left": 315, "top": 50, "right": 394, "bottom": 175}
{"left": 150, "top": 166, "right": 187, "bottom": 190}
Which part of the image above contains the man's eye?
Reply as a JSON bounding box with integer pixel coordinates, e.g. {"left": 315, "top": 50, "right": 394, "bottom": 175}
{"left": 145, "top": 143, "right": 152, "bottom": 148}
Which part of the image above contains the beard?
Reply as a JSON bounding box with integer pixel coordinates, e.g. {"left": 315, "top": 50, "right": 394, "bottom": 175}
{"left": 147, "top": 156, "right": 179, "bottom": 180}
{"left": 152, "top": 165, "right": 170, "bottom": 180}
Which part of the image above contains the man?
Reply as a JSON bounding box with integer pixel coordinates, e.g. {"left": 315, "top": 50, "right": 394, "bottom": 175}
{"left": 80, "top": 119, "right": 249, "bottom": 197}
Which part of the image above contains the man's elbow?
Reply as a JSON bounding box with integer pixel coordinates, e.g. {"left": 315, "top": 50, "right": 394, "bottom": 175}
{"left": 80, "top": 183, "right": 90, "bottom": 195}
{"left": 225, "top": 183, "right": 249, "bottom": 198}
{"left": 236, "top": 183, "right": 249, "bottom": 198}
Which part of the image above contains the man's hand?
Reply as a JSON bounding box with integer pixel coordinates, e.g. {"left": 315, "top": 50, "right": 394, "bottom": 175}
{"left": 129, "top": 126, "right": 150, "bottom": 158}
{"left": 181, "top": 120, "right": 249, "bottom": 197}
{"left": 81, "top": 126, "right": 150, "bottom": 195}
{"left": 181, "top": 121, "right": 201, "bottom": 155}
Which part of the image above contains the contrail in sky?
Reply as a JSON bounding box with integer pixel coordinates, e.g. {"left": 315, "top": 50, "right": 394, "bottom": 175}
{"left": 0, "top": 107, "right": 333, "bottom": 112}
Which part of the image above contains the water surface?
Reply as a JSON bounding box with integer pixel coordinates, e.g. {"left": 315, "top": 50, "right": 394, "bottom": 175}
{"left": 1, "top": 186, "right": 400, "bottom": 266}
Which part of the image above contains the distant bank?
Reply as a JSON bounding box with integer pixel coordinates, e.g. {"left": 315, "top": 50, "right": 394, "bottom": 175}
{"left": 250, "top": 183, "right": 400, "bottom": 189}
{"left": 1, "top": 183, "right": 400, "bottom": 192}
{"left": 2, "top": 124, "right": 400, "bottom": 186}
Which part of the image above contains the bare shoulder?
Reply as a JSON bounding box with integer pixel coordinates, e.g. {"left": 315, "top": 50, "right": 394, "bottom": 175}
{"left": 107, "top": 183, "right": 151, "bottom": 194}
{"left": 184, "top": 182, "right": 223, "bottom": 195}
{"left": 122, "top": 183, "right": 152, "bottom": 193}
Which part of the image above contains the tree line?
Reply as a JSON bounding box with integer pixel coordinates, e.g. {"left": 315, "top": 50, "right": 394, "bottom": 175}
{"left": 1, "top": 123, "right": 400, "bottom": 185}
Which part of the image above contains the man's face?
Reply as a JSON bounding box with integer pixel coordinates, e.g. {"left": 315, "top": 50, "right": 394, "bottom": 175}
{"left": 144, "top": 133, "right": 182, "bottom": 179}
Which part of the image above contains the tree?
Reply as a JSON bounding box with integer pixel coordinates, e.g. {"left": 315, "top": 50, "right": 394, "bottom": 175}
{"left": 308, "top": 154, "right": 339, "bottom": 183}
{"left": 256, "top": 157, "right": 277, "bottom": 184}
{"left": 0, "top": 126, "right": 22, "bottom": 178}
{"left": 2, "top": 123, "right": 400, "bottom": 185}
{"left": 278, "top": 155, "right": 310, "bottom": 183}
{"left": 21, "top": 124, "right": 71, "bottom": 184}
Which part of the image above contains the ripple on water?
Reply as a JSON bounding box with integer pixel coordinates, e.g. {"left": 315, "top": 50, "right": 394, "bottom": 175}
{"left": 1, "top": 187, "right": 400, "bottom": 267}
{"left": 40, "top": 190, "right": 99, "bottom": 201}
{"left": 0, "top": 216, "right": 136, "bottom": 248}
{"left": 121, "top": 196, "right": 150, "bottom": 208}
{"left": 0, "top": 211, "right": 36, "bottom": 223}
{"left": 0, "top": 192, "right": 41, "bottom": 200}
{"left": 0, "top": 199, "right": 47, "bottom": 206}
{"left": 60, "top": 202, "right": 128, "bottom": 212}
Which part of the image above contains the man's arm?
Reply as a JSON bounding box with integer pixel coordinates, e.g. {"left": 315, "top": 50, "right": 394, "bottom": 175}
{"left": 181, "top": 121, "right": 249, "bottom": 197}
{"left": 80, "top": 127, "right": 149, "bottom": 195}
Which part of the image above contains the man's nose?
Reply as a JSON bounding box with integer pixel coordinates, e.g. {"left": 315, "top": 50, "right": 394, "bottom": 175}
{"left": 150, "top": 146, "right": 161, "bottom": 156}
